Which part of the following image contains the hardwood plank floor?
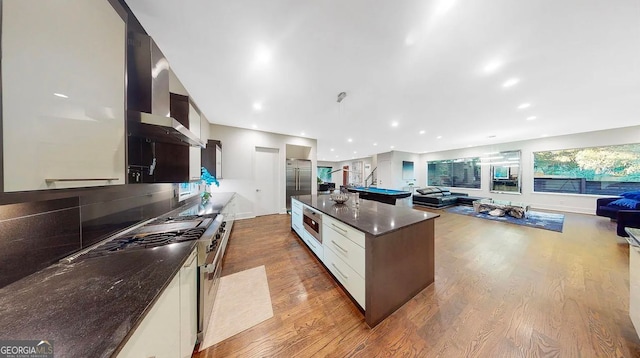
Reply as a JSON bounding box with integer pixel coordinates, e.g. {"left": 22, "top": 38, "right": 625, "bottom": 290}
{"left": 194, "top": 206, "right": 640, "bottom": 357}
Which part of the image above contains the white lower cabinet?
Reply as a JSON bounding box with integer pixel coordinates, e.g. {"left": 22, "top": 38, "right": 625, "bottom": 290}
{"left": 302, "top": 230, "right": 323, "bottom": 260}
{"left": 179, "top": 249, "right": 198, "bottom": 357}
{"left": 117, "top": 274, "right": 180, "bottom": 358}
{"left": 291, "top": 199, "right": 303, "bottom": 237}
{"left": 323, "top": 245, "right": 366, "bottom": 309}
{"left": 630, "top": 246, "right": 640, "bottom": 337}
{"left": 322, "top": 216, "right": 366, "bottom": 309}
{"left": 117, "top": 248, "right": 198, "bottom": 358}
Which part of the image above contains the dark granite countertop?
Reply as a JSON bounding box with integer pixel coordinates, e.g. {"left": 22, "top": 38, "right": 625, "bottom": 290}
{"left": 0, "top": 192, "right": 235, "bottom": 357}
{"left": 294, "top": 194, "right": 439, "bottom": 236}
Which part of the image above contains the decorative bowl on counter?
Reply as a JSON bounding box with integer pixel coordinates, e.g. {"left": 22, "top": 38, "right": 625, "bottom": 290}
{"left": 330, "top": 193, "right": 350, "bottom": 204}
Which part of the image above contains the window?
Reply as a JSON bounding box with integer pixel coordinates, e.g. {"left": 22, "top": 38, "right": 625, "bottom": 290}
{"left": 533, "top": 144, "right": 640, "bottom": 195}
{"left": 427, "top": 157, "right": 481, "bottom": 189}
{"left": 489, "top": 150, "right": 521, "bottom": 193}
{"left": 317, "top": 166, "right": 332, "bottom": 183}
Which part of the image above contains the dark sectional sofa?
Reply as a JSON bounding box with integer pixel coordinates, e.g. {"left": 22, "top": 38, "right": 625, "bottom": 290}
{"left": 412, "top": 187, "right": 488, "bottom": 208}
{"left": 596, "top": 195, "right": 640, "bottom": 237}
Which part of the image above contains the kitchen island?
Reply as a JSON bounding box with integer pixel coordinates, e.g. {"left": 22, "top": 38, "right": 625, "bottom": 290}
{"left": 292, "top": 194, "right": 439, "bottom": 327}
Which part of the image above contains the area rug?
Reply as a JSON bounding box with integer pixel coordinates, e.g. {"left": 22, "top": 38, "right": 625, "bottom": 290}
{"left": 199, "top": 265, "right": 273, "bottom": 350}
{"left": 446, "top": 205, "right": 564, "bottom": 232}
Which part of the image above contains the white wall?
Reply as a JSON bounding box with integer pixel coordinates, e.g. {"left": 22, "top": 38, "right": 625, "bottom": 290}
{"left": 205, "top": 124, "right": 317, "bottom": 219}
{"left": 420, "top": 125, "right": 640, "bottom": 214}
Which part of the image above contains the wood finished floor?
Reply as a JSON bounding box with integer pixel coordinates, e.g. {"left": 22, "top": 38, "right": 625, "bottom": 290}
{"left": 195, "top": 207, "right": 640, "bottom": 357}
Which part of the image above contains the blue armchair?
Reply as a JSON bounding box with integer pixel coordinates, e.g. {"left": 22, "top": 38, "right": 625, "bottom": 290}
{"left": 596, "top": 197, "right": 640, "bottom": 237}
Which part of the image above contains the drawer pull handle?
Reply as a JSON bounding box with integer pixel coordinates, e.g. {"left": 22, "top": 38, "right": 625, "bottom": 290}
{"left": 331, "top": 240, "right": 348, "bottom": 253}
{"left": 332, "top": 263, "right": 348, "bottom": 280}
{"left": 45, "top": 178, "right": 118, "bottom": 183}
{"left": 331, "top": 223, "right": 348, "bottom": 233}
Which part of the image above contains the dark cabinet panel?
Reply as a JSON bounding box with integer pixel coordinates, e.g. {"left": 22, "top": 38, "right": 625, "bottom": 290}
{"left": 201, "top": 140, "right": 222, "bottom": 178}
{"left": 170, "top": 93, "right": 190, "bottom": 129}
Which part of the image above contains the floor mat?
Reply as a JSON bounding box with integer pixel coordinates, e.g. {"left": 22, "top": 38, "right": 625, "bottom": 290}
{"left": 199, "top": 265, "right": 273, "bottom": 350}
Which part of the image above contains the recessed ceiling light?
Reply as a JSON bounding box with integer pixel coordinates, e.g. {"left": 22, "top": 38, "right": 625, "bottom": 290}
{"left": 526, "top": 116, "right": 537, "bottom": 121}
{"left": 502, "top": 78, "right": 520, "bottom": 88}
{"left": 347, "top": 138, "right": 353, "bottom": 142}
{"left": 419, "top": 130, "right": 426, "bottom": 135}
{"left": 252, "top": 102, "right": 262, "bottom": 111}
{"left": 330, "top": 148, "right": 334, "bottom": 152}
{"left": 390, "top": 145, "right": 395, "bottom": 149}
{"left": 541, "top": 134, "right": 548, "bottom": 137}
{"left": 353, "top": 151, "right": 357, "bottom": 154}
{"left": 467, "top": 145, "right": 472, "bottom": 147}
{"left": 391, "top": 121, "right": 399, "bottom": 127}
{"left": 373, "top": 142, "right": 378, "bottom": 146}
{"left": 518, "top": 103, "right": 531, "bottom": 109}
{"left": 54, "top": 93, "right": 68, "bottom": 98}
{"left": 484, "top": 60, "right": 502, "bottom": 74}
{"left": 252, "top": 124, "right": 257, "bottom": 129}
{"left": 301, "top": 132, "right": 305, "bottom": 136}
{"left": 436, "top": 135, "right": 442, "bottom": 139}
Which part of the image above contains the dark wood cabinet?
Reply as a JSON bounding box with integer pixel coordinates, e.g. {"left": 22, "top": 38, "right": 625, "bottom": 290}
{"left": 201, "top": 140, "right": 222, "bottom": 178}
{"left": 169, "top": 93, "right": 190, "bottom": 129}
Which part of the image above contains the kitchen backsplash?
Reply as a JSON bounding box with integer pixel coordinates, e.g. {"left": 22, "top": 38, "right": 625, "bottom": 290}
{"left": 0, "top": 183, "right": 187, "bottom": 289}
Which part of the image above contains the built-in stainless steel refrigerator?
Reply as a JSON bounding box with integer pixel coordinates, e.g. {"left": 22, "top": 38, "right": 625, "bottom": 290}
{"left": 286, "top": 159, "right": 312, "bottom": 210}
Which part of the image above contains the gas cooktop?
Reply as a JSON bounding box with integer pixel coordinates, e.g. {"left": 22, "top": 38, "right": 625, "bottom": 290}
{"left": 75, "top": 213, "right": 220, "bottom": 260}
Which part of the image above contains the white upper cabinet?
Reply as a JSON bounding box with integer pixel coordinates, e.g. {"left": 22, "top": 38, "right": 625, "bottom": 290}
{"left": 2, "top": 0, "right": 126, "bottom": 191}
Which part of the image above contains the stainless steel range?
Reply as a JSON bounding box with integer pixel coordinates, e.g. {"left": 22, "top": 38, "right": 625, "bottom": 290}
{"left": 66, "top": 210, "right": 232, "bottom": 342}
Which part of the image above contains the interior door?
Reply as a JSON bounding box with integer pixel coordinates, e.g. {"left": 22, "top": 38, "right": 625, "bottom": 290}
{"left": 254, "top": 147, "right": 280, "bottom": 216}
{"left": 377, "top": 160, "right": 391, "bottom": 188}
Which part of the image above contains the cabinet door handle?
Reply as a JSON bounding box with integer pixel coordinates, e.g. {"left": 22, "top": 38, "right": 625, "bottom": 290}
{"left": 45, "top": 178, "right": 118, "bottom": 183}
{"left": 331, "top": 223, "right": 348, "bottom": 234}
{"left": 331, "top": 263, "right": 348, "bottom": 280}
{"left": 331, "top": 240, "right": 348, "bottom": 253}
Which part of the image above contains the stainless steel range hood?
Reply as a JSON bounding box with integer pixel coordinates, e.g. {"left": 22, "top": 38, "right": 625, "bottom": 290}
{"left": 127, "top": 32, "right": 204, "bottom": 148}
{"left": 128, "top": 111, "right": 205, "bottom": 147}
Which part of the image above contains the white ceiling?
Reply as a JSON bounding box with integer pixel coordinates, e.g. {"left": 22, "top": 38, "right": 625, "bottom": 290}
{"left": 126, "top": 0, "right": 640, "bottom": 162}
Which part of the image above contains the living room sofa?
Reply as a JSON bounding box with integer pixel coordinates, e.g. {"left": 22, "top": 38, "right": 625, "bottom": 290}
{"left": 596, "top": 194, "right": 640, "bottom": 237}
{"left": 412, "top": 187, "right": 487, "bottom": 208}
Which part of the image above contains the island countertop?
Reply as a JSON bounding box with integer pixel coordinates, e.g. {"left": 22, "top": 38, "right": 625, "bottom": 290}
{"left": 294, "top": 194, "right": 439, "bottom": 236}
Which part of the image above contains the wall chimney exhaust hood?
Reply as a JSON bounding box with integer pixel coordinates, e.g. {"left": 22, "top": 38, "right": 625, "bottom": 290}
{"left": 128, "top": 111, "right": 205, "bottom": 148}
{"left": 127, "top": 32, "right": 204, "bottom": 148}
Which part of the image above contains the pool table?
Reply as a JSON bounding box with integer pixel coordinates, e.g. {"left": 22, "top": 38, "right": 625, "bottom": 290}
{"left": 346, "top": 186, "right": 412, "bottom": 205}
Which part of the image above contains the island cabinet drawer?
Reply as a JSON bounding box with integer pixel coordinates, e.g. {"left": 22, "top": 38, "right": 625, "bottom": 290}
{"left": 324, "top": 246, "right": 365, "bottom": 309}
{"left": 323, "top": 225, "right": 365, "bottom": 278}
{"left": 291, "top": 199, "right": 304, "bottom": 236}
{"left": 302, "top": 230, "right": 323, "bottom": 260}
{"left": 322, "top": 215, "right": 365, "bottom": 249}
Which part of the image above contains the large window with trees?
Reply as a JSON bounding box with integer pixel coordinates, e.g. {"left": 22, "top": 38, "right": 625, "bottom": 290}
{"left": 427, "top": 157, "right": 481, "bottom": 189}
{"left": 533, "top": 144, "right": 640, "bottom": 195}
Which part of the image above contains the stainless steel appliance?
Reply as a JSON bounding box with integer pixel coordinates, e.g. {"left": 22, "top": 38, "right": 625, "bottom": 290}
{"left": 286, "top": 159, "right": 312, "bottom": 210}
{"left": 302, "top": 206, "right": 322, "bottom": 244}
